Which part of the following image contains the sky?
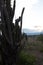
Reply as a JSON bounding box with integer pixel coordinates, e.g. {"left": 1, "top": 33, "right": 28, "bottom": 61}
{"left": 11, "top": 0, "right": 43, "bottom": 32}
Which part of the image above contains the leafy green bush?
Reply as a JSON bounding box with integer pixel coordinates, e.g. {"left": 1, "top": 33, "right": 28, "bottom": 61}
{"left": 19, "top": 51, "right": 37, "bottom": 65}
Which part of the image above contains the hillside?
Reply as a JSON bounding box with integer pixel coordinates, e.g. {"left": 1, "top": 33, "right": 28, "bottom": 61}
{"left": 20, "top": 34, "right": 43, "bottom": 65}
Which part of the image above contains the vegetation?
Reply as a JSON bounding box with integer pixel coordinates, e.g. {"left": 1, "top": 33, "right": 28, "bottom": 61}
{"left": 39, "top": 47, "right": 43, "bottom": 52}
{"left": 0, "top": 0, "right": 25, "bottom": 65}
{"left": 19, "top": 34, "right": 43, "bottom": 65}
{"left": 0, "top": 0, "right": 43, "bottom": 65}
{"left": 37, "top": 34, "right": 43, "bottom": 42}
{"left": 19, "top": 50, "right": 37, "bottom": 65}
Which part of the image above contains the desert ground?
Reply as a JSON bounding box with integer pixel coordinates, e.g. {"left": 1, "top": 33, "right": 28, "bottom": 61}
{"left": 21, "top": 34, "right": 43, "bottom": 65}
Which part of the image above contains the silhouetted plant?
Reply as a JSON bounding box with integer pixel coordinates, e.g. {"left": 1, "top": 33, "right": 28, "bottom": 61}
{"left": 0, "top": 0, "right": 25, "bottom": 65}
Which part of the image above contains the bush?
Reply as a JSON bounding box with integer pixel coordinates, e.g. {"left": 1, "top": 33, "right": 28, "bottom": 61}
{"left": 39, "top": 47, "right": 43, "bottom": 52}
{"left": 19, "top": 51, "right": 37, "bottom": 65}
{"left": 37, "top": 34, "right": 43, "bottom": 42}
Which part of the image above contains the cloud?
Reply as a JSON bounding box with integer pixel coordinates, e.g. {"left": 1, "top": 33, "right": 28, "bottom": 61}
{"left": 31, "top": 0, "right": 39, "bottom": 4}
{"left": 11, "top": 0, "right": 42, "bottom": 32}
{"left": 22, "top": 0, "right": 39, "bottom": 29}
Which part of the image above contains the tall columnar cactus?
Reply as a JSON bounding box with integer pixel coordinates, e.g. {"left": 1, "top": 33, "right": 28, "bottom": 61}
{"left": 4, "top": 0, "right": 16, "bottom": 22}
{"left": 0, "top": 0, "right": 25, "bottom": 65}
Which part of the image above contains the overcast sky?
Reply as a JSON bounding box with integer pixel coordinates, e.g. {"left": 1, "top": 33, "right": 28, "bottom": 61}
{"left": 11, "top": 0, "right": 43, "bottom": 32}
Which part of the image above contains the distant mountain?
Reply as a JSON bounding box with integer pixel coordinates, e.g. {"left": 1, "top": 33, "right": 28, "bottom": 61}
{"left": 40, "top": 31, "right": 43, "bottom": 34}
{"left": 22, "top": 29, "right": 43, "bottom": 35}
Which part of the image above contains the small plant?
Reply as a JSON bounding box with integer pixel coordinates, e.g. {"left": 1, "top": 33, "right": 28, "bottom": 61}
{"left": 39, "top": 47, "right": 43, "bottom": 52}
{"left": 19, "top": 51, "right": 37, "bottom": 65}
{"left": 37, "top": 34, "right": 43, "bottom": 42}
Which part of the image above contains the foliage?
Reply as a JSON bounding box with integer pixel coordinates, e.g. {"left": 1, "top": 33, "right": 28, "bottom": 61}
{"left": 39, "top": 47, "right": 43, "bottom": 52}
{"left": 22, "top": 33, "right": 28, "bottom": 40}
{"left": 37, "top": 34, "right": 43, "bottom": 42}
{"left": 18, "top": 51, "right": 37, "bottom": 65}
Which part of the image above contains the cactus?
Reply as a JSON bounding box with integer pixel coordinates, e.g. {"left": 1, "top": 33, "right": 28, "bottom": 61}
{"left": 0, "top": 0, "right": 25, "bottom": 65}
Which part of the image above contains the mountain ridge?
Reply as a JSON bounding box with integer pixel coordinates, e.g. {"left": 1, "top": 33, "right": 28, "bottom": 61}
{"left": 22, "top": 29, "right": 43, "bottom": 35}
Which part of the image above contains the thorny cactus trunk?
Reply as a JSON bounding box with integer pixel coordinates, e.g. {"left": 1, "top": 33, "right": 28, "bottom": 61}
{"left": 0, "top": 0, "right": 25, "bottom": 65}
